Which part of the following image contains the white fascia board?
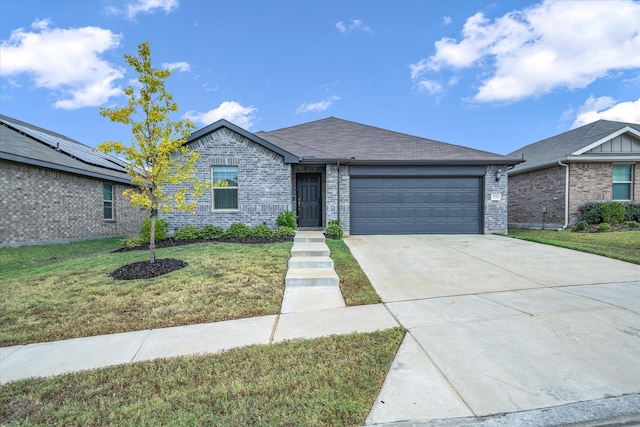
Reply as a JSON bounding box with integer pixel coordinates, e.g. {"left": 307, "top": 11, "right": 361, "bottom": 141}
{"left": 571, "top": 126, "right": 640, "bottom": 155}
{"left": 566, "top": 155, "right": 640, "bottom": 162}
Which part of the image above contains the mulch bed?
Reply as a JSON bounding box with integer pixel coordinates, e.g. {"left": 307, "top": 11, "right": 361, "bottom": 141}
{"left": 111, "top": 258, "right": 188, "bottom": 280}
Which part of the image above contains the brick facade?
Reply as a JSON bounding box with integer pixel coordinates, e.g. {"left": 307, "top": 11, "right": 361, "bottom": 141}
{"left": 508, "top": 162, "right": 640, "bottom": 228}
{"left": 485, "top": 165, "right": 510, "bottom": 234}
{"left": 0, "top": 159, "right": 145, "bottom": 246}
{"left": 162, "top": 128, "right": 292, "bottom": 231}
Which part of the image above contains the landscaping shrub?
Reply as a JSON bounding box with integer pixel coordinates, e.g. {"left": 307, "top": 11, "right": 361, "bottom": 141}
{"left": 276, "top": 210, "right": 297, "bottom": 229}
{"left": 598, "top": 222, "right": 611, "bottom": 231}
{"left": 120, "top": 236, "right": 146, "bottom": 248}
{"left": 325, "top": 219, "right": 343, "bottom": 239}
{"left": 580, "top": 202, "right": 602, "bottom": 224}
{"left": 225, "top": 222, "right": 252, "bottom": 238}
{"left": 600, "top": 202, "right": 625, "bottom": 224}
{"left": 200, "top": 224, "right": 225, "bottom": 239}
{"left": 140, "top": 218, "right": 169, "bottom": 242}
{"left": 624, "top": 203, "right": 640, "bottom": 222}
{"left": 174, "top": 225, "right": 202, "bottom": 240}
{"left": 625, "top": 221, "right": 640, "bottom": 228}
{"left": 251, "top": 224, "right": 276, "bottom": 238}
{"left": 573, "top": 220, "right": 588, "bottom": 232}
{"left": 276, "top": 225, "right": 296, "bottom": 237}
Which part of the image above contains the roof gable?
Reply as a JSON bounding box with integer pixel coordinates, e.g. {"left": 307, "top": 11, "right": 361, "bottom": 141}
{"left": 255, "top": 117, "right": 519, "bottom": 165}
{"left": 508, "top": 120, "right": 640, "bottom": 174}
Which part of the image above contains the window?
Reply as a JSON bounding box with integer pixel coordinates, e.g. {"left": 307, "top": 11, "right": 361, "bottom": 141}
{"left": 212, "top": 166, "right": 238, "bottom": 209}
{"left": 612, "top": 165, "right": 633, "bottom": 200}
{"left": 103, "top": 183, "right": 114, "bottom": 219}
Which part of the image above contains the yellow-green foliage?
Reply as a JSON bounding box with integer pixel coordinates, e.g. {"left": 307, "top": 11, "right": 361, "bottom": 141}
{"left": 96, "top": 41, "right": 206, "bottom": 215}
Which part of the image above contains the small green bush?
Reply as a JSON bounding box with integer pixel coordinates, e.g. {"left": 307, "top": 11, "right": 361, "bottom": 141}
{"left": 140, "top": 218, "right": 168, "bottom": 242}
{"left": 251, "top": 224, "right": 276, "bottom": 238}
{"left": 624, "top": 221, "right": 640, "bottom": 228}
{"left": 624, "top": 203, "right": 640, "bottom": 222}
{"left": 600, "top": 202, "right": 625, "bottom": 224}
{"left": 174, "top": 225, "right": 202, "bottom": 240}
{"left": 120, "top": 236, "right": 146, "bottom": 248}
{"left": 200, "top": 225, "right": 225, "bottom": 239}
{"left": 225, "top": 223, "right": 252, "bottom": 238}
{"left": 276, "top": 210, "right": 297, "bottom": 229}
{"left": 580, "top": 202, "right": 602, "bottom": 224}
{"left": 598, "top": 222, "right": 611, "bottom": 231}
{"left": 325, "top": 219, "right": 343, "bottom": 239}
{"left": 275, "top": 225, "right": 296, "bottom": 237}
{"left": 573, "top": 220, "right": 588, "bottom": 231}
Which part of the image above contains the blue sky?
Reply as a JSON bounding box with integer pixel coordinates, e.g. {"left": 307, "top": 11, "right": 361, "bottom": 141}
{"left": 1, "top": 0, "right": 639, "bottom": 155}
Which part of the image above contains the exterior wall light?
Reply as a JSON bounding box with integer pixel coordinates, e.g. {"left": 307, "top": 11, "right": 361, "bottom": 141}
{"left": 495, "top": 168, "right": 503, "bottom": 181}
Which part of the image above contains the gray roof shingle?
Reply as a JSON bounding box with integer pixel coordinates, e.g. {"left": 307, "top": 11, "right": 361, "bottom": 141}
{"left": 508, "top": 119, "right": 640, "bottom": 174}
{"left": 0, "top": 114, "right": 133, "bottom": 184}
{"left": 255, "top": 117, "right": 520, "bottom": 165}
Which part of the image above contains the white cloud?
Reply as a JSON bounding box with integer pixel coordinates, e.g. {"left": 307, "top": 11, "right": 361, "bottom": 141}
{"left": 443, "top": 16, "right": 452, "bottom": 26}
{"left": 184, "top": 101, "right": 257, "bottom": 129}
{"left": 0, "top": 20, "right": 123, "bottom": 109}
{"left": 126, "top": 0, "right": 179, "bottom": 19}
{"left": 572, "top": 96, "right": 640, "bottom": 128}
{"left": 416, "top": 80, "right": 443, "bottom": 95}
{"left": 162, "top": 61, "right": 191, "bottom": 73}
{"left": 411, "top": 0, "right": 640, "bottom": 103}
{"left": 296, "top": 95, "right": 340, "bottom": 113}
{"left": 335, "top": 19, "right": 372, "bottom": 34}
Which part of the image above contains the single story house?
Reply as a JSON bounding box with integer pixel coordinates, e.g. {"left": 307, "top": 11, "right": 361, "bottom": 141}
{"left": 0, "top": 114, "right": 146, "bottom": 247}
{"left": 163, "top": 117, "right": 521, "bottom": 235}
{"left": 507, "top": 119, "right": 640, "bottom": 229}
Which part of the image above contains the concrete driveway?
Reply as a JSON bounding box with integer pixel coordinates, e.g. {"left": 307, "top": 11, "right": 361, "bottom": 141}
{"left": 345, "top": 234, "right": 640, "bottom": 425}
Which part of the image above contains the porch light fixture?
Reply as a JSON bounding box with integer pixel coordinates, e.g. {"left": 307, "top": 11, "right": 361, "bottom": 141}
{"left": 495, "top": 169, "right": 503, "bottom": 181}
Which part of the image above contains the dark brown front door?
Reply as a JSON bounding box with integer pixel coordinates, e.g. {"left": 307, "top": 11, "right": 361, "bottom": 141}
{"left": 296, "top": 173, "right": 322, "bottom": 227}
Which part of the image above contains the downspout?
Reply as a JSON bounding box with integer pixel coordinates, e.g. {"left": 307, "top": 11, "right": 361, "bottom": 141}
{"left": 558, "top": 161, "right": 569, "bottom": 229}
{"left": 336, "top": 161, "right": 341, "bottom": 222}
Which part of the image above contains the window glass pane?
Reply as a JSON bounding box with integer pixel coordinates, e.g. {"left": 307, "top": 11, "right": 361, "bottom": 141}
{"left": 103, "top": 183, "right": 113, "bottom": 201}
{"left": 104, "top": 203, "right": 113, "bottom": 219}
{"left": 213, "top": 166, "right": 238, "bottom": 187}
{"left": 613, "top": 165, "right": 632, "bottom": 182}
{"left": 612, "top": 183, "right": 631, "bottom": 200}
{"left": 214, "top": 188, "right": 238, "bottom": 209}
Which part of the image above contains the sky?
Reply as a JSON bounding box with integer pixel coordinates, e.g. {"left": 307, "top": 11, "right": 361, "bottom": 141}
{"left": 1, "top": 0, "right": 639, "bottom": 156}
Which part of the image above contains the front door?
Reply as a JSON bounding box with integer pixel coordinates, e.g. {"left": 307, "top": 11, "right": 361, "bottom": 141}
{"left": 296, "top": 173, "right": 322, "bottom": 227}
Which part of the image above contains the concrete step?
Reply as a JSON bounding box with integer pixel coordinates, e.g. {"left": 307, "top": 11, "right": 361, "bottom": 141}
{"left": 285, "top": 268, "right": 340, "bottom": 287}
{"left": 294, "top": 231, "right": 326, "bottom": 243}
{"left": 291, "top": 242, "right": 330, "bottom": 257}
{"left": 288, "top": 256, "right": 334, "bottom": 269}
{"left": 281, "top": 286, "right": 345, "bottom": 313}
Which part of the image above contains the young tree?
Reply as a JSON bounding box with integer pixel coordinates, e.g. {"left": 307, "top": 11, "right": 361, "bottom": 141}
{"left": 97, "top": 41, "right": 205, "bottom": 264}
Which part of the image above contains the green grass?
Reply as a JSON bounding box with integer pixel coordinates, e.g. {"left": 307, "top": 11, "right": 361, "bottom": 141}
{"left": 0, "top": 329, "right": 405, "bottom": 426}
{"left": 327, "top": 239, "right": 381, "bottom": 306}
{"left": 507, "top": 229, "right": 640, "bottom": 265}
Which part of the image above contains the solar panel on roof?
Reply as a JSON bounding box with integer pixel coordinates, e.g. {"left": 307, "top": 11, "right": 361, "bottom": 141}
{"left": 1, "top": 118, "right": 127, "bottom": 172}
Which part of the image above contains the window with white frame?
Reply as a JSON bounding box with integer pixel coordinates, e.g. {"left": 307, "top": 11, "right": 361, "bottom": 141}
{"left": 103, "top": 183, "right": 114, "bottom": 219}
{"left": 212, "top": 166, "right": 238, "bottom": 209}
{"left": 612, "top": 164, "right": 633, "bottom": 200}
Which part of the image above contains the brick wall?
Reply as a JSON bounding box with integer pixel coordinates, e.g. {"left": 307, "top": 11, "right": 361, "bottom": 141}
{"left": 162, "top": 128, "right": 292, "bottom": 231}
{"left": 0, "top": 159, "right": 144, "bottom": 246}
{"left": 484, "top": 165, "right": 509, "bottom": 234}
{"left": 508, "top": 166, "right": 566, "bottom": 229}
{"left": 311, "top": 164, "right": 350, "bottom": 233}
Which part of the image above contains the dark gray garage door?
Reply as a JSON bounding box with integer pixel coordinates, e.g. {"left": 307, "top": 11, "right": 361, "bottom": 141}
{"left": 350, "top": 176, "right": 483, "bottom": 234}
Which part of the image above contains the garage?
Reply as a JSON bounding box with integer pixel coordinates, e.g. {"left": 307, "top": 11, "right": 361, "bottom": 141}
{"left": 349, "top": 166, "right": 484, "bottom": 235}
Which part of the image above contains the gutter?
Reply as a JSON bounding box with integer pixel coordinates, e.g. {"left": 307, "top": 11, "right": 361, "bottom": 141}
{"left": 558, "top": 161, "right": 569, "bottom": 229}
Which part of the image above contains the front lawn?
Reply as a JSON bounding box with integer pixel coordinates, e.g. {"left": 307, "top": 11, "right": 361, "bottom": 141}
{"left": 507, "top": 228, "right": 640, "bottom": 265}
{"left": 1, "top": 237, "right": 382, "bottom": 347}
{"left": 0, "top": 328, "right": 405, "bottom": 426}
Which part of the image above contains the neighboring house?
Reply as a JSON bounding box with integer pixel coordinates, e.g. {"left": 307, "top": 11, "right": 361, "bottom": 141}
{"left": 507, "top": 120, "right": 640, "bottom": 229}
{"left": 163, "top": 117, "right": 521, "bottom": 235}
{"left": 0, "top": 115, "right": 145, "bottom": 246}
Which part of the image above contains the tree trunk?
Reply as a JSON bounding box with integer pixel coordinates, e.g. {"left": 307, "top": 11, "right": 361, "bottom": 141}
{"left": 149, "top": 213, "right": 156, "bottom": 264}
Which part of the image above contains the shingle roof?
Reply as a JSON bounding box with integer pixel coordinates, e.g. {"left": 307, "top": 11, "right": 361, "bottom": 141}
{"left": 0, "top": 114, "right": 133, "bottom": 184}
{"left": 508, "top": 119, "right": 640, "bottom": 174}
{"left": 255, "top": 117, "right": 520, "bottom": 165}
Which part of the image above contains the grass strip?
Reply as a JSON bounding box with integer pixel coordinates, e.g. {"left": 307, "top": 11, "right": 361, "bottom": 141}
{"left": 506, "top": 229, "right": 640, "bottom": 265}
{"left": 327, "top": 239, "right": 381, "bottom": 306}
{"left": 0, "top": 329, "right": 405, "bottom": 427}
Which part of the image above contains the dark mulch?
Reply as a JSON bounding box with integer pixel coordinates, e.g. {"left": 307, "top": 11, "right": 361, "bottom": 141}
{"left": 111, "top": 258, "right": 188, "bottom": 280}
{"left": 114, "top": 236, "right": 294, "bottom": 253}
